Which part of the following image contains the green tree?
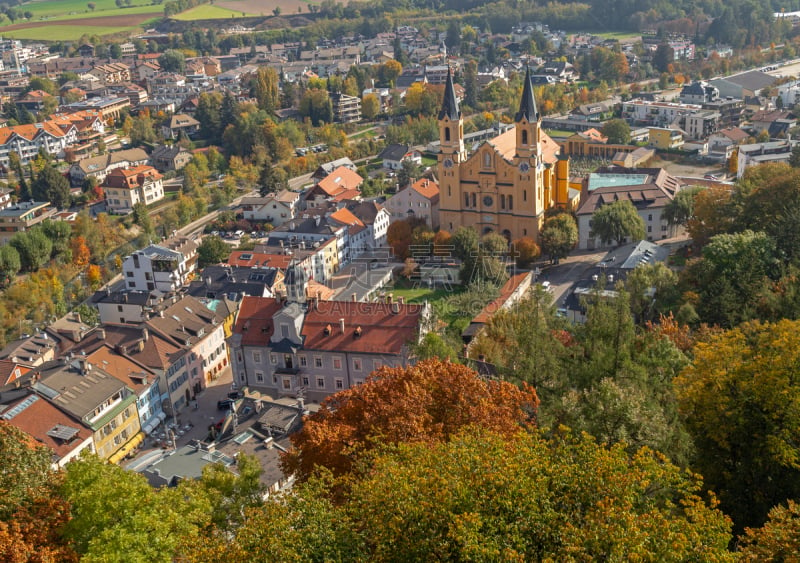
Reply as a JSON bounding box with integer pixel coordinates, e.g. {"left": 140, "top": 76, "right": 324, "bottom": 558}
{"left": 601, "top": 118, "right": 631, "bottom": 145}
{"left": 61, "top": 455, "right": 210, "bottom": 561}
{"left": 624, "top": 262, "right": 679, "bottom": 323}
{"left": 27, "top": 77, "right": 57, "bottom": 96}
{"left": 664, "top": 186, "right": 704, "bottom": 227}
{"left": 250, "top": 66, "right": 280, "bottom": 113}
{"left": 676, "top": 319, "right": 800, "bottom": 532}
{"left": 397, "top": 158, "right": 422, "bottom": 188}
{"left": 345, "top": 431, "right": 734, "bottom": 561}
{"left": 198, "top": 235, "right": 231, "bottom": 267}
{"left": 31, "top": 165, "right": 70, "bottom": 209}
{"left": 299, "top": 89, "right": 333, "bottom": 127}
{"left": 451, "top": 226, "right": 479, "bottom": 262}
{"left": 590, "top": 199, "right": 646, "bottom": 246}
{"left": 0, "top": 244, "right": 20, "bottom": 286}
{"left": 158, "top": 49, "right": 186, "bottom": 73}
{"left": 11, "top": 229, "right": 53, "bottom": 271}
{"left": 540, "top": 213, "right": 578, "bottom": 262}
{"left": 40, "top": 219, "right": 72, "bottom": 260}
{"left": 132, "top": 202, "right": 154, "bottom": 235}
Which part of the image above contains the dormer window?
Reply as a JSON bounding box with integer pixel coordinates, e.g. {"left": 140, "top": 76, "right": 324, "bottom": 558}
{"left": 354, "top": 326, "right": 362, "bottom": 338}
{"left": 324, "top": 324, "right": 331, "bottom": 336}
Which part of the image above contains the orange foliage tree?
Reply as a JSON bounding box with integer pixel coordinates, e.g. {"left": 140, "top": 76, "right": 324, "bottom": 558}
{"left": 70, "top": 236, "right": 90, "bottom": 267}
{"left": 281, "top": 359, "right": 539, "bottom": 482}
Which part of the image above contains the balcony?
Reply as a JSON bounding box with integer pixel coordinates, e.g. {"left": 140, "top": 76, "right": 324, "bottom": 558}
{"left": 275, "top": 366, "right": 300, "bottom": 375}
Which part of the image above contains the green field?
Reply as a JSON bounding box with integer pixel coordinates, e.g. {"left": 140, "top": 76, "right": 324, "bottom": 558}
{"left": 173, "top": 3, "right": 256, "bottom": 20}
{"left": 0, "top": 25, "right": 136, "bottom": 40}
{"left": 13, "top": 0, "right": 154, "bottom": 19}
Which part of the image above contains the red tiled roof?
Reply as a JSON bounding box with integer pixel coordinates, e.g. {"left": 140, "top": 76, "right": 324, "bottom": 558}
{"left": 86, "top": 345, "right": 155, "bottom": 394}
{"left": 472, "top": 272, "right": 532, "bottom": 324}
{"left": 233, "top": 296, "right": 283, "bottom": 346}
{"left": 302, "top": 300, "right": 424, "bottom": 355}
{"left": 411, "top": 177, "right": 439, "bottom": 200}
{"left": 316, "top": 166, "right": 363, "bottom": 196}
{"left": 2, "top": 394, "right": 92, "bottom": 460}
{"left": 227, "top": 251, "right": 293, "bottom": 270}
{"left": 0, "top": 359, "right": 32, "bottom": 385}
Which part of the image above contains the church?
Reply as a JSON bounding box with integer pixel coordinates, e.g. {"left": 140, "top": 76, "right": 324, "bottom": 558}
{"left": 437, "top": 68, "right": 575, "bottom": 242}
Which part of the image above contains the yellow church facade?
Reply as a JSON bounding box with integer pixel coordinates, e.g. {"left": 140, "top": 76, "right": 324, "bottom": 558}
{"left": 437, "top": 68, "right": 572, "bottom": 242}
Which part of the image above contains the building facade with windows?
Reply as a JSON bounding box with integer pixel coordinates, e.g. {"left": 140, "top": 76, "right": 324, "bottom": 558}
{"left": 228, "top": 264, "right": 430, "bottom": 403}
{"left": 437, "top": 68, "right": 573, "bottom": 243}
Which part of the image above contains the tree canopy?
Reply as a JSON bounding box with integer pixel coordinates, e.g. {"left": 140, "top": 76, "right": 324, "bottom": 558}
{"left": 590, "top": 199, "right": 645, "bottom": 246}
{"left": 280, "top": 359, "right": 539, "bottom": 481}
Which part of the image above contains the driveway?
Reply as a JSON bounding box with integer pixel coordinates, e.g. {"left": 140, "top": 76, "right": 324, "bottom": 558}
{"left": 533, "top": 249, "right": 609, "bottom": 305}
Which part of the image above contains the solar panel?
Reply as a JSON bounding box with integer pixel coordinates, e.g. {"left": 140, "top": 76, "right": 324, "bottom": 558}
{"left": 46, "top": 424, "right": 79, "bottom": 441}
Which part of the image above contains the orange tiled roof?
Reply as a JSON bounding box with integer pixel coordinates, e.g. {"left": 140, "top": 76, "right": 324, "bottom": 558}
{"left": 329, "top": 207, "right": 365, "bottom": 228}
{"left": 411, "top": 178, "right": 439, "bottom": 199}
{"left": 488, "top": 126, "right": 560, "bottom": 165}
{"left": 227, "top": 251, "right": 293, "bottom": 270}
{"left": 316, "top": 166, "right": 363, "bottom": 196}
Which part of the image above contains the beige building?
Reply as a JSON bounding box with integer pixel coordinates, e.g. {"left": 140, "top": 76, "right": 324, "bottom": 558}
{"left": 103, "top": 165, "right": 164, "bottom": 214}
{"left": 438, "top": 69, "right": 573, "bottom": 242}
{"left": 0, "top": 201, "right": 57, "bottom": 243}
{"left": 386, "top": 177, "right": 440, "bottom": 229}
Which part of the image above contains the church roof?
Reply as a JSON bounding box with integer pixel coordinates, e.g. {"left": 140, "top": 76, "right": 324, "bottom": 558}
{"left": 438, "top": 68, "right": 460, "bottom": 121}
{"left": 515, "top": 67, "right": 539, "bottom": 122}
{"left": 487, "top": 127, "right": 560, "bottom": 165}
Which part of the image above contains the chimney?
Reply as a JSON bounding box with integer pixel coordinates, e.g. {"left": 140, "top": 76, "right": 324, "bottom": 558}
{"left": 397, "top": 296, "right": 404, "bottom": 305}
{"left": 351, "top": 292, "right": 357, "bottom": 302}
{"left": 142, "top": 327, "right": 149, "bottom": 341}
{"left": 387, "top": 293, "right": 393, "bottom": 304}
{"left": 74, "top": 312, "right": 81, "bottom": 324}
{"left": 391, "top": 302, "right": 400, "bottom": 314}
{"left": 339, "top": 318, "right": 345, "bottom": 334}
{"left": 354, "top": 326, "right": 362, "bottom": 338}
{"left": 97, "top": 328, "right": 106, "bottom": 340}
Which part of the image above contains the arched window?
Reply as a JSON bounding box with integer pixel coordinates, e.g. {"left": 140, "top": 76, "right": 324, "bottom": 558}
{"left": 521, "top": 130, "right": 528, "bottom": 145}
{"left": 445, "top": 127, "right": 451, "bottom": 142}
{"left": 483, "top": 152, "right": 492, "bottom": 168}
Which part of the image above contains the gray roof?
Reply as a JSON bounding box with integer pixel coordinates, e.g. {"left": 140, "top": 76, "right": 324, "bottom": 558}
{"left": 379, "top": 143, "right": 412, "bottom": 161}
{"left": 723, "top": 70, "right": 776, "bottom": 92}
{"left": 35, "top": 359, "right": 128, "bottom": 422}
{"left": 438, "top": 68, "right": 460, "bottom": 121}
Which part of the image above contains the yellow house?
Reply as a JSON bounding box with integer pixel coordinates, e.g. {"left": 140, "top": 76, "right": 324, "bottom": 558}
{"left": 36, "top": 358, "right": 143, "bottom": 463}
{"left": 648, "top": 127, "right": 684, "bottom": 150}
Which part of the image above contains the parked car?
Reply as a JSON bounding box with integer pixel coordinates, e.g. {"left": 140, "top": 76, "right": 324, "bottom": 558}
{"left": 217, "top": 399, "right": 234, "bottom": 410}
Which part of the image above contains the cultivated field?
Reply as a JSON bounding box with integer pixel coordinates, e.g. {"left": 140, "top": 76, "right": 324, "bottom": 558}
{"left": 175, "top": 0, "right": 343, "bottom": 20}
{"left": 0, "top": 0, "right": 162, "bottom": 40}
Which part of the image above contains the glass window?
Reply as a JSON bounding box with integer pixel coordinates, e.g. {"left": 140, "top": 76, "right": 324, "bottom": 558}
{"left": 335, "top": 378, "right": 344, "bottom": 389}
{"left": 253, "top": 352, "right": 261, "bottom": 363}
{"left": 316, "top": 377, "right": 325, "bottom": 388}
{"left": 333, "top": 357, "right": 342, "bottom": 370}
{"left": 299, "top": 355, "right": 307, "bottom": 367}
{"left": 353, "top": 358, "right": 362, "bottom": 371}
{"left": 314, "top": 357, "right": 323, "bottom": 368}
{"left": 255, "top": 371, "right": 264, "bottom": 382}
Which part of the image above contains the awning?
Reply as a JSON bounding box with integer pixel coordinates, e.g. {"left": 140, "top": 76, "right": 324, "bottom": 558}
{"left": 107, "top": 431, "right": 145, "bottom": 464}
{"left": 142, "top": 418, "right": 159, "bottom": 435}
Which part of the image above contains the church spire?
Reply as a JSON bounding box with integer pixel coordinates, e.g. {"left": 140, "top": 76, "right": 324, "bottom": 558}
{"left": 438, "top": 67, "right": 460, "bottom": 121}
{"left": 515, "top": 67, "right": 538, "bottom": 122}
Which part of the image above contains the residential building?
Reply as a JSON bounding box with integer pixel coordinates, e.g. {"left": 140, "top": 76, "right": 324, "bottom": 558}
{"left": 62, "top": 96, "right": 131, "bottom": 122}
{"left": 161, "top": 113, "right": 201, "bottom": 140}
{"left": 621, "top": 99, "right": 701, "bottom": 128}
{"left": 237, "top": 190, "right": 300, "bottom": 224}
{"left": 378, "top": 143, "right": 423, "bottom": 170}
{"left": 561, "top": 128, "right": 641, "bottom": 160}
{"left": 386, "top": 177, "right": 440, "bottom": 229}
{"left": 267, "top": 214, "right": 348, "bottom": 269}
{"left": 149, "top": 144, "right": 192, "bottom": 173}
{"left": 305, "top": 166, "right": 363, "bottom": 208}
{"left": 68, "top": 147, "right": 149, "bottom": 186}
{"left": 89, "top": 62, "right": 132, "bottom": 84}
{"left": 438, "top": 68, "right": 574, "bottom": 242}
{"left": 0, "top": 120, "right": 78, "bottom": 166}
{"left": 708, "top": 127, "right": 749, "bottom": 161}
{"left": 121, "top": 242, "right": 196, "bottom": 293}
{"left": 85, "top": 345, "right": 165, "bottom": 436}
{"left": 331, "top": 92, "right": 361, "bottom": 123}
{"left": 93, "top": 290, "right": 159, "bottom": 325}
{"left": 346, "top": 200, "right": 391, "bottom": 249}
{"left": 684, "top": 110, "right": 721, "bottom": 140}
{"left": 0, "top": 394, "right": 94, "bottom": 468}
{"left": 576, "top": 167, "right": 684, "bottom": 249}
{"left": 737, "top": 140, "right": 797, "bottom": 178}
{"left": 35, "top": 357, "right": 143, "bottom": 463}
{"left": 102, "top": 165, "right": 164, "bottom": 214}
{"left": 0, "top": 332, "right": 58, "bottom": 366}
{"left": 648, "top": 127, "right": 684, "bottom": 150}
{"left": 229, "top": 269, "right": 430, "bottom": 402}
{"left": 0, "top": 201, "right": 57, "bottom": 244}
{"left": 311, "top": 157, "right": 357, "bottom": 182}
{"left": 145, "top": 295, "right": 227, "bottom": 391}
{"left": 188, "top": 264, "right": 284, "bottom": 300}
{"left": 710, "top": 70, "right": 776, "bottom": 99}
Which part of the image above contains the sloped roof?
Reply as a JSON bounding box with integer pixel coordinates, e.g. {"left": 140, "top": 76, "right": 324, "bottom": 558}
{"left": 577, "top": 168, "right": 681, "bottom": 216}
{"left": 487, "top": 127, "right": 560, "bottom": 164}
{"left": 232, "top": 296, "right": 283, "bottom": 346}
{"left": 410, "top": 178, "right": 439, "bottom": 200}
{"left": 316, "top": 166, "right": 364, "bottom": 196}
{"left": 302, "top": 300, "right": 424, "bottom": 355}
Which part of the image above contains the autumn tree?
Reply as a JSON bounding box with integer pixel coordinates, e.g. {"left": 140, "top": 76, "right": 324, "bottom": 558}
{"left": 361, "top": 93, "right": 380, "bottom": 120}
{"left": 251, "top": 430, "right": 735, "bottom": 562}
{"left": 540, "top": 213, "right": 578, "bottom": 263}
{"left": 686, "top": 184, "right": 735, "bottom": 247}
{"left": 511, "top": 237, "right": 540, "bottom": 267}
{"left": 676, "top": 319, "right": 800, "bottom": 531}
{"left": 739, "top": 500, "right": 800, "bottom": 561}
{"left": 0, "top": 422, "right": 55, "bottom": 520}
{"left": 664, "top": 186, "right": 704, "bottom": 227}
{"left": 250, "top": 66, "right": 280, "bottom": 113}
{"left": 298, "top": 89, "right": 333, "bottom": 126}
{"left": 280, "top": 359, "right": 539, "bottom": 482}
{"left": 590, "top": 199, "right": 645, "bottom": 246}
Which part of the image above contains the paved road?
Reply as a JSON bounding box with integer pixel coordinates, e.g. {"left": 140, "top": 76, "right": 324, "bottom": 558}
{"left": 535, "top": 249, "right": 610, "bottom": 306}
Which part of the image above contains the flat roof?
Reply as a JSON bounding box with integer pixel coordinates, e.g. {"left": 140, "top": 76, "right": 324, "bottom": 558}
{"left": 587, "top": 173, "right": 649, "bottom": 191}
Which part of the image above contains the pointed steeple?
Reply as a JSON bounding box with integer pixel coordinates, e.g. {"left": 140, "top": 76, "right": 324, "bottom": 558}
{"left": 515, "top": 67, "right": 539, "bottom": 122}
{"left": 438, "top": 67, "right": 460, "bottom": 121}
